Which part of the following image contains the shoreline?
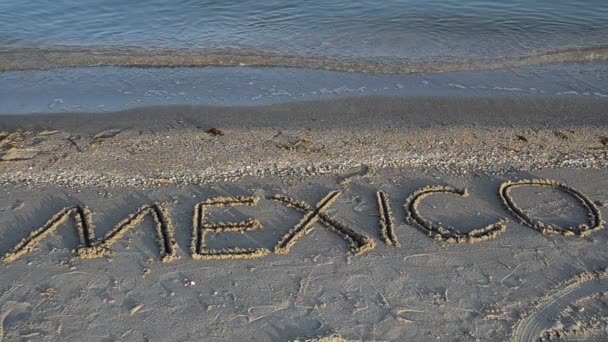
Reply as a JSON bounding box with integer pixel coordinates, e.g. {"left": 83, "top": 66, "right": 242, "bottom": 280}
{"left": 2, "top": 45, "right": 608, "bottom": 74}
{"left": 2, "top": 95, "right": 608, "bottom": 130}
{"left": 2, "top": 63, "right": 608, "bottom": 114}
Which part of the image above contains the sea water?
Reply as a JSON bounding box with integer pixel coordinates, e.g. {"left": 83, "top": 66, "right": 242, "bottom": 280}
{"left": 2, "top": 0, "right": 608, "bottom": 113}
{"left": 1, "top": 0, "right": 608, "bottom": 71}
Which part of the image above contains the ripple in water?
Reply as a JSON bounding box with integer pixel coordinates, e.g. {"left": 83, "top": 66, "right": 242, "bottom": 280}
{"left": 1, "top": 0, "right": 608, "bottom": 71}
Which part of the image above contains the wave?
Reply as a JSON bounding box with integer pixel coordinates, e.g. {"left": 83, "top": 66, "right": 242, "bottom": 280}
{"left": 1, "top": 45, "right": 608, "bottom": 74}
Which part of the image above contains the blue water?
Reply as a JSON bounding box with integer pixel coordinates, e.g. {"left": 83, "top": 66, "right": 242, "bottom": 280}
{"left": 3, "top": 64, "right": 608, "bottom": 114}
{"left": 2, "top": 0, "right": 608, "bottom": 64}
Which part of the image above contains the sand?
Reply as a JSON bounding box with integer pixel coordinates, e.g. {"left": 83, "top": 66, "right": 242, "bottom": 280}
{"left": 2, "top": 46, "right": 608, "bottom": 74}
{"left": 1, "top": 96, "right": 608, "bottom": 341}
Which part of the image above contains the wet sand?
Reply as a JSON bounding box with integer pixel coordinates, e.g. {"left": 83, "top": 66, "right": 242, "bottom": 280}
{"left": 2, "top": 45, "right": 608, "bottom": 74}
{"left": 1, "top": 95, "right": 608, "bottom": 341}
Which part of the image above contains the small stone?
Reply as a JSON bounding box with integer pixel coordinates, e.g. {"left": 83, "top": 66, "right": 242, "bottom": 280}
{"left": 206, "top": 128, "right": 224, "bottom": 136}
{"left": 94, "top": 129, "right": 121, "bottom": 140}
{"left": 554, "top": 131, "right": 569, "bottom": 140}
{"left": 130, "top": 304, "right": 143, "bottom": 315}
{"left": 1, "top": 148, "right": 39, "bottom": 161}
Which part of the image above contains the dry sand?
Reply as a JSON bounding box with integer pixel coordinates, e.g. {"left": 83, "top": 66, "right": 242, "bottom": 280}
{"left": 1, "top": 96, "right": 608, "bottom": 341}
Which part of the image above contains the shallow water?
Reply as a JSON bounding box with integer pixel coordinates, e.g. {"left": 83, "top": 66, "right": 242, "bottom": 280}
{"left": 1, "top": 0, "right": 608, "bottom": 71}
{"left": 1, "top": 64, "right": 607, "bottom": 114}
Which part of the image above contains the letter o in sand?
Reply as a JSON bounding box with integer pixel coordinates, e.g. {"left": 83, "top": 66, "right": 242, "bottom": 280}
{"left": 499, "top": 179, "right": 604, "bottom": 237}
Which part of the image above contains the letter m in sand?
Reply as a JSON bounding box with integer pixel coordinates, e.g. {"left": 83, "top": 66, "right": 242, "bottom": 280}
{"left": 2, "top": 204, "right": 179, "bottom": 264}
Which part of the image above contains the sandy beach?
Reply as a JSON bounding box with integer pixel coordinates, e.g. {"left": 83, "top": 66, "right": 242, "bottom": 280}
{"left": 0, "top": 93, "right": 607, "bottom": 341}
{"left": 3, "top": 0, "right": 608, "bottom": 339}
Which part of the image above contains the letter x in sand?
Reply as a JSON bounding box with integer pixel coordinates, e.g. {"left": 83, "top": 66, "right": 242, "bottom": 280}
{"left": 270, "top": 190, "right": 375, "bottom": 255}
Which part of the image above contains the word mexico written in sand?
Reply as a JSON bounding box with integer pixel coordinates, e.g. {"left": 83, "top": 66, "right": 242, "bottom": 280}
{"left": 1, "top": 179, "right": 604, "bottom": 264}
